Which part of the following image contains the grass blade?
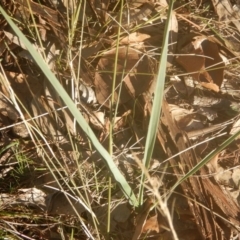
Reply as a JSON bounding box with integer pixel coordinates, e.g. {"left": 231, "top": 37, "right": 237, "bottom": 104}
{"left": 0, "top": 6, "right": 138, "bottom": 207}
{"left": 138, "top": 0, "right": 175, "bottom": 205}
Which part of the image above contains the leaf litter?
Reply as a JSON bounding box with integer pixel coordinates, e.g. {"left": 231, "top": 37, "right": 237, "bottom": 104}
{"left": 0, "top": 0, "right": 240, "bottom": 239}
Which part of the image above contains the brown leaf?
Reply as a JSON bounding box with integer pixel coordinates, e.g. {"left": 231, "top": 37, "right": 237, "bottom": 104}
{"left": 88, "top": 111, "right": 105, "bottom": 130}
{"left": 230, "top": 118, "right": 240, "bottom": 136}
{"left": 142, "top": 214, "right": 159, "bottom": 234}
{"left": 4, "top": 31, "right": 29, "bottom": 50}
{"left": 113, "top": 109, "right": 131, "bottom": 130}
{"left": 4, "top": 31, "right": 48, "bottom": 59}
{"left": 95, "top": 46, "right": 154, "bottom": 107}
{"left": 15, "top": 0, "right": 60, "bottom": 26}
{"left": 201, "top": 39, "right": 224, "bottom": 87}
{"left": 176, "top": 36, "right": 224, "bottom": 90}
{"left": 119, "top": 33, "right": 151, "bottom": 45}
{"left": 167, "top": 10, "right": 178, "bottom": 67}
{"left": 176, "top": 37, "right": 207, "bottom": 81}
{"left": 206, "top": 154, "right": 219, "bottom": 173}
{"left": 200, "top": 82, "right": 219, "bottom": 92}
{"left": 211, "top": 0, "right": 240, "bottom": 32}
{"left": 0, "top": 71, "right": 42, "bottom": 109}
{"left": 132, "top": 198, "right": 152, "bottom": 240}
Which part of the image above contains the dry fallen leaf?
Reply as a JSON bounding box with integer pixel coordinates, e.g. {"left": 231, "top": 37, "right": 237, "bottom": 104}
{"left": 211, "top": 0, "right": 240, "bottom": 32}
{"left": 206, "top": 154, "right": 220, "bottom": 173}
{"left": 169, "top": 104, "right": 207, "bottom": 133}
{"left": 119, "top": 32, "right": 151, "bottom": 45}
{"left": 232, "top": 169, "right": 240, "bottom": 189}
{"left": 132, "top": 198, "right": 153, "bottom": 240}
{"left": 95, "top": 46, "right": 154, "bottom": 107}
{"left": 15, "top": 0, "right": 60, "bottom": 27}
{"left": 142, "top": 214, "right": 159, "bottom": 234}
{"left": 91, "top": 111, "right": 105, "bottom": 129}
{"left": 230, "top": 118, "right": 240, "bottom": 137}
{"left": 176, "top": 36, "right": 225, "bottom": 91}
{"left": 167, "top": 10, "right": 178, "bottom": 67}
{"left": 0, "top": 71, "right": 42, "bottom": 110}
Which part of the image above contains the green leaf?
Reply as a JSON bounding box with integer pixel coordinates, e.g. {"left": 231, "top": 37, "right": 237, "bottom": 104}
{"left": 0, "top": 6, "right": 138, "bottom": 207}
{"left": 138, "top": 0, "right": 175, "bottom": 205}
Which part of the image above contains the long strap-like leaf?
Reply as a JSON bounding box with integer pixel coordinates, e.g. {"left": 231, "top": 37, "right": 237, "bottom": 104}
{"left": 0, "top": 6, "right": 138, "bottom": 207}
{"left": 139, "top": 0, "right": 175, "bottom": 205}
